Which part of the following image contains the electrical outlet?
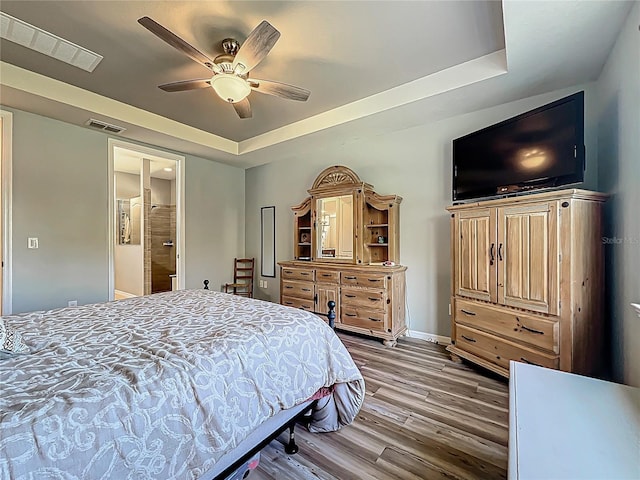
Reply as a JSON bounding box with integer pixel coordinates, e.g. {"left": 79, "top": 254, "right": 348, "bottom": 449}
{"left": 28, "top": 237, "right": 39, "bottom": 249}
{"left": 68, "top": 300, "right": 78, "bottom": 307}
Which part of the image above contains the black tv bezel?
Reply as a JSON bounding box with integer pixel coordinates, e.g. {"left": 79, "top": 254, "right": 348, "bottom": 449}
{"left": 452, "top": 91, "right": 585, "bottom": 202}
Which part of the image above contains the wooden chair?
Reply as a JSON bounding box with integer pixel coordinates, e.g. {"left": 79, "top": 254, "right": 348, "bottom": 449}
{"left": 224, "top": 258, "right": 255, "bottom": 298}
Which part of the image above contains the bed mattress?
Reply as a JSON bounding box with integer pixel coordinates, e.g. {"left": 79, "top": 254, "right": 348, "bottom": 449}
{"left": 0, "top": 290, "right": 364, "bottom": 479}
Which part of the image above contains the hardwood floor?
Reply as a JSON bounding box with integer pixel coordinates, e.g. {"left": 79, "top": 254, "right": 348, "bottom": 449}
{"left": 253, "top": 333, "right": 509, "bottom": 480}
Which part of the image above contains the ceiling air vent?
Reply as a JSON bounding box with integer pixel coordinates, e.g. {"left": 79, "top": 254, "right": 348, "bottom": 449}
{"left": 85, "top": 119, "right": 126, "bottom": 134}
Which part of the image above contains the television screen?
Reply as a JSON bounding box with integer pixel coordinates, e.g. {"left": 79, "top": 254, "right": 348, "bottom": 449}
{"left": 452, "top": 91, "right": 585, "bottom": 201}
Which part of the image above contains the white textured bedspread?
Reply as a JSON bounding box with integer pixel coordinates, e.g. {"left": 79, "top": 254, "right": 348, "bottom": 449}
{"left": 0, "top": 290, "right": 364, "bottom": 479}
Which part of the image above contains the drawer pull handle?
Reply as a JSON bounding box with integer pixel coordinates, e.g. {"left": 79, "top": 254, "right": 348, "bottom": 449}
{"left": 345, "top": 276, "right": 357, "bottom": 280}
{"left": 368, "top": 317, "right": 382, "bottom": 322}
{"left": 368, "top": 297, "right": 380, "bottom": 302}
{"left": 284, "top": 302, "right": 293, "bottom": 305}
{"left": 285, "top": 286, "right": 293, "bottom": 289}
{"left": 489, "top": 243, "right": 495, "bottom": 265}
{"left": 321, "top": 273, "right": 332, "bottom": 277}
{"left": 498, "top": 243, "right": 504, "bottom": 262}
{"left": 301, "top": 272, "right": 310, "bottom": 276}
{"left": 302, "top": 288, "right": 311, "bottom": 292}
{"left": 345, "top": 294, "right": 356, "bottom": 298}
{"left": 520, "top": 324, "right": 544, "bottom": 335}
{"left": 284, "top": 270, "right": 292, "bottom": 274}
{"left": 345, "top": 313, "right": 356, "bottom": 317}
{"left": 520, "top": 357, "right": 542, "bottom": 367}
{"left": 461, "top": 335, "right": 476, "bottom": 343}
{"left": 461, "top": 309, "right": 476, "bottom": 316}
{"left": 368, "top": 279, "right": 381, "bottom": 282}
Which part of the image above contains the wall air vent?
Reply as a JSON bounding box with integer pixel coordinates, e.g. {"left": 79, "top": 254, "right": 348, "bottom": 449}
{"left": 0, "top": 12, "right": 103, "bottom": 72}
{"left": 85, "top": 119, "right": 126, "bottom": 134}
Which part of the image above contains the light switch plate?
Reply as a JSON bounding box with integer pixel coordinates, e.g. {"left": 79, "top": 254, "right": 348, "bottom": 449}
{"left": 28, "top": 237, "right": 38, "bottom": 249}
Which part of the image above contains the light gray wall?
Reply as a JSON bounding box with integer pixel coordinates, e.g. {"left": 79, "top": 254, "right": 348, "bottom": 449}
{"left": 596, "top": 3, "right": 640, "bottom": 387}
{"left": 5, "top": 107, "right": 245, "bottom": 313}
{"left": 151, "top": 177, "right": 172, "bottom": 205}
{"left": 115, "top": 171, "right": 140, "bottom": 199}
{"left": 11, "top": 109, "right": 108, "bottom": 312}
{"left": 245, "top": 84, "right": 599, "bottom": 337}
{"left": 183, "top": 154, "right": 245, "bottom": 292}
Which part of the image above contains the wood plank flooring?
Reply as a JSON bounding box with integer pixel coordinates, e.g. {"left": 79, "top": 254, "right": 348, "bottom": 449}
{"left": 253, "top": 333, "right": 509, "bottom": 480}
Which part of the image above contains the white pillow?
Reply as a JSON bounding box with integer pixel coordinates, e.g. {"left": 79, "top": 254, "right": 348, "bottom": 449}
{"left": 0, "top": 318, "right": 29, "bottom": 358}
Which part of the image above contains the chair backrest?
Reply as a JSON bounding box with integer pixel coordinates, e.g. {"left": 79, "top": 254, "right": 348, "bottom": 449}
{"left": 225, "top": 258, "right": 255, "bottom": 298}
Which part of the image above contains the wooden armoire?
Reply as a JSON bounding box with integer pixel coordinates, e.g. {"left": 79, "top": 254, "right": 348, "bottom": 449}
{"left": 279, "top": 166, "right": 407, "bottom": 346}
{"left": 446, "top": 189, "right": 607, "bottom": 377}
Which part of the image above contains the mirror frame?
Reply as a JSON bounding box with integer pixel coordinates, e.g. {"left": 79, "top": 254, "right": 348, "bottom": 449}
{"left": 260, "top": 206, "right": 276, "bottom": 277}
{"left": 307, "top": 166, "right": 372, "bottom": 265}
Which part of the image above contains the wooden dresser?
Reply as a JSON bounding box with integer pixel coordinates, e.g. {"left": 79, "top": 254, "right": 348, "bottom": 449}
{"left": 446, "top": 189, "right": 607, "bottom": 377}
{"left": 279, "top": 262, "right": 407, "bottom": 346}
{"left": 279, "top": 165, "right": 407, "bottom": 346}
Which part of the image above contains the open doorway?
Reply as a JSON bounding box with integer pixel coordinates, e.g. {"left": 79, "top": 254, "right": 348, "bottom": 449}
{"left": 108, "top": 139, "right": 184, "bottom": 300}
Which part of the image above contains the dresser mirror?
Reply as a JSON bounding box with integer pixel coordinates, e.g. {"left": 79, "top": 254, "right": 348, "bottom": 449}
{"left": 316, "top": 195, "right": 354, "bottom": 260}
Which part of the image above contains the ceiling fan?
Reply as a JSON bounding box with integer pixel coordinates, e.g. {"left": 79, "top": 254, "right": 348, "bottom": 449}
{"left": 138, "top": 17, "right": 310, "bottom": 119}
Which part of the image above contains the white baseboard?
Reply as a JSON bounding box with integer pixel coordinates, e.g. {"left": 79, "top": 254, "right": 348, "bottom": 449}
{"left": 114, "top": 289, "right": 137, "bottom": 299}
{"left": 406, "top": 330, "right": 451, "bottom": 345}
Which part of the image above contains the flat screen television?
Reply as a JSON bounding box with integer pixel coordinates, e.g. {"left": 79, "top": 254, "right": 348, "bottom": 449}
{"left": 452, "top": 91, "right": 585, "bottom": 202}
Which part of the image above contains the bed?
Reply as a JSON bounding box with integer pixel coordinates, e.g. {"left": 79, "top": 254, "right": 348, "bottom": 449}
{"left": 0, "top": 289, "right": 365, "bottom": 479}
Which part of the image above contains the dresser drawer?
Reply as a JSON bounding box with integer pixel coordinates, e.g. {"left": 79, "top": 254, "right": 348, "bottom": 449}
{"left": 281, "top": 296, "right": 314, "bottom": 312}
{"left": 316, "top": 269, "right": 340, "bottom": 284}
{"left": 342, "top": 306, "right": 386, "bottom": 331}
{"left": 341, "top": 287, "right": 386, "bottom": 309}
{"left": 281, "top": 267, "right": 315, "bottom": 282}
{"left": 455, "top": 324, "right": 559, "bottom": 370}
{"left": 455, "top": 299, "right": 559, "bottom": 353}
{"left": 281, "top": 280, "right": 314, "bottom": 299}
{"left": 341, "top": 272, "right": 388, "bottom": 288}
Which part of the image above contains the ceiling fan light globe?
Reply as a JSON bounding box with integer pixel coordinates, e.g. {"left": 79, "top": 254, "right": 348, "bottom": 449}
{"left": 210, "top": 74, "right": 251, "bottom": 103}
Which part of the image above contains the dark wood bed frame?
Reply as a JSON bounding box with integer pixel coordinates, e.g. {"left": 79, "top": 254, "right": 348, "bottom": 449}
{"left": 203, "top": 280, "right": 337, "bottom": 479}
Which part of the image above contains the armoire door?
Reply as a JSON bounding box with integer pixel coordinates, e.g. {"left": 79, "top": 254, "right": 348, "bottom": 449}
{"left": 497, "top": 202, "right": 559, "bottom": 314}
{"left": 453, "top": 208, "right": 497, "bottom": 303}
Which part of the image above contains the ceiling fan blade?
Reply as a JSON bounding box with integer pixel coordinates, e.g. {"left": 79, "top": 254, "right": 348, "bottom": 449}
{"left": 159, "top": 79, "right": 212, "bottom": 92}
{"left": 248, "top": 79, "right": 310, "bottom": 102}
{"left": 232, "top": 21, "right": 280, "bottom": 74}
{"left": 233, "top": 98, "right": 252, "bottom": 119}
{"left": 138, "top": 16, "right": 220, "bottom": 72}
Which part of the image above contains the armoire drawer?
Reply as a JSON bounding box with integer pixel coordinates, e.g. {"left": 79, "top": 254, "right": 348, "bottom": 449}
{"left": 341, "top": 306, "right": 386, "bottom": 331}
{"left": 281, "top": 280, "right": 314, "bottom": 299}
{"left": 455, "top": 324, "right": 559, "bottom": 371}
{"left": 316, "top": 270, "right": 340, "bottom": 284}
{"left": 455, "top": 298, "right": 559, "bottom": 353}
{"left": 281, "top": 296, "right": 314, "bottom": 312}
{"left": 341, "top": 273, "right": 388, "bottom": 288}
{"left": 341, "top": 287, "right": 386, "bottom": 309}
{"left": 281, "top": 268, "right": 315, "bottom": 282}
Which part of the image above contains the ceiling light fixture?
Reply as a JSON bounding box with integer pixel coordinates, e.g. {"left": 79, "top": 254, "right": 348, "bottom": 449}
{"left": 210, "top": 74, "right": 251, "bottom": 103}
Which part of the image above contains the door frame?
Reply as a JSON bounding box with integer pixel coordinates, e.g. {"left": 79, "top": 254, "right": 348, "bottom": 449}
{"left": 107, "top": 138, "right": 185, "bottom": 300}
{"left": 0, "top": 110, "right": 13, "bottom": 314}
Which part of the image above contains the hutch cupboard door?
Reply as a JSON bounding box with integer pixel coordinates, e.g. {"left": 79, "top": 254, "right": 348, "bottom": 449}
{"left": 497, "top": 202, "right": 559, "bottom": 315}
{"left": 453, "top": 208, "right": 497, "bottom": 303}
